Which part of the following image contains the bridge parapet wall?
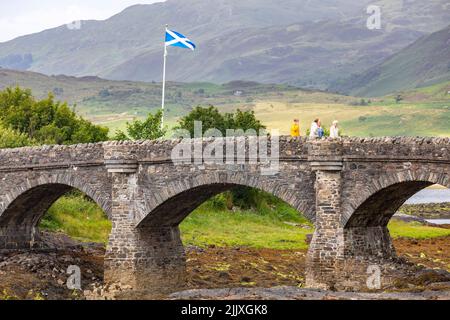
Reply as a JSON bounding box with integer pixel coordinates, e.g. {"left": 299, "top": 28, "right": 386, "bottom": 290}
{"left": 1, "top": 136, "right": 448, "bottom": 170}
{"left": 103, "top": 136, "right": 310, "bottom": 163}
{"left": 341, "top": 137, "right": 450, "bottom": 161}
{"left": 0, "top": 143, "right": 105, "bottom": 169}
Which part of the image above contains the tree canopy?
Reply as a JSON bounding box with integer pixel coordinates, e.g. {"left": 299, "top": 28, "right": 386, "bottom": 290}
{"left": 176, "top": 105, "right": 268, "bottom": 210}
{"left": 0, "top": 123, "right": 35, "bottom": 148}
{"left": 0, "top": 87, "right": 109, "bottom": 146}
{"left": 176, "top": 105, "right": 266, "bottom": 137}
{"left": 114, "top": 110, "right": 166, "bottom": 141}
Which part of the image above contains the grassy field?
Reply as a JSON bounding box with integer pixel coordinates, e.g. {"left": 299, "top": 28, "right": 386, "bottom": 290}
{"left": 40, "top": 194, "right": 112, "bottom": 244}
{"left": 246, "top": 81, "right": 450, "bottom": 137}
{"left": 40, "top": 195, "right": 450, "bottom": 249}
{"left": 388, "top": 219, "right": 450, "bottom": 239}
{"left": 99, "top": 97, "right": 450, "bottom": 138}
{"left": 96, "top": 82, "right": 450, "bottom": 138}
{"left": 2, "top": 69, "right": 449, "bottom": 137}
{"left": 180, "top": 203, "right": 312, "bottom": 250}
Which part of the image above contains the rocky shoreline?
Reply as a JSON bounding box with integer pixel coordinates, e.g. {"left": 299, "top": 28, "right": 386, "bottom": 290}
{"left": 1, "top": 205, "right": 450, "bottom": 301}
{"left": 170, "top": 286, "right": 450, "bottom": 300}
{"left": 392, "top": 213, "right": 450, "bottom": 228}
{"left": 0, "top": 232, "right": 104, "bottom": 300}
{"left": 399, "top": 202, "right": 450, "bottom": 220}
{"left": 0, "top": 232, "right": 449, "bottom": 300}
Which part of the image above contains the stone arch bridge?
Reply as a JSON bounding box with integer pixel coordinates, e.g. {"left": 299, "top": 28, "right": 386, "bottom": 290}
{"left": 0, "top": 137, "right": 448, "bottom": 292}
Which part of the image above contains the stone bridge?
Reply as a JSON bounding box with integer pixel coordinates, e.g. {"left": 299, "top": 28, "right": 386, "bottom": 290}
{"left": 0, "top": 136, "right": 449, "bottom": 293}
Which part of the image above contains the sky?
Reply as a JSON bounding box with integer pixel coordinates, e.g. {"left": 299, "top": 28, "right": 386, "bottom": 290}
{"left": 0, "top": 1, "right": 164, "bottom": 42}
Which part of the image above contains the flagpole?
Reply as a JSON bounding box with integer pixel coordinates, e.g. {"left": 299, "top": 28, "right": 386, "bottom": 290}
{"left": 161, "top": 24, "right": 168, "bottom": 131}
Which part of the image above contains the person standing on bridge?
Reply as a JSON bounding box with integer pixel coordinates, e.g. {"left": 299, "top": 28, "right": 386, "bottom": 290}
{"left": 317, "top": 122, "right": 324, "bottom": 138}
{"left": 309, "top": 118, "right": 320, "bottom": 138}
{"left": 330, "top": 120, "right": 340, "bottom": 138}
{"left": 290, "top": 119, "right": 301, "bottom": 137}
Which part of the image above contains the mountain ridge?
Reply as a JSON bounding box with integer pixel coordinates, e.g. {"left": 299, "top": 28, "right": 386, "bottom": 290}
{"left": 329, "top": 24, "right": 450, "bottom": 96}
{"left": 0, "top": 0, "right": 449, "bottom": 91}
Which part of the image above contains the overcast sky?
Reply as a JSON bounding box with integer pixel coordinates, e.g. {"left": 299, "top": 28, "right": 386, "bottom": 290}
{"left": 0, "top": 1, "right": 164, "bottom": 42}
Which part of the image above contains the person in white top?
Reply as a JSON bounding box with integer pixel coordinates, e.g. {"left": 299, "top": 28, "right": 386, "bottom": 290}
{"left": 309, "top": 119, "right": 320, "bottom": 138}
{"left": 330, "top": 120, "right": 340, "bottom": 138}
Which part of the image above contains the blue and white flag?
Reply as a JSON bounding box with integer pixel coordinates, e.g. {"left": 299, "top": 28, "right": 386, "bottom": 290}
{"left": 165, "top": 29, "right": 196, "bottom": 50}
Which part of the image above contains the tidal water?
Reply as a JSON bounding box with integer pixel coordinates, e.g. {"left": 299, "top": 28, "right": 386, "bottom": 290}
{"left": 425, "top": 219, "right": 450, "bottom": 225}
{"left": 405, "top": 188, "right": 450, "bottom": 225}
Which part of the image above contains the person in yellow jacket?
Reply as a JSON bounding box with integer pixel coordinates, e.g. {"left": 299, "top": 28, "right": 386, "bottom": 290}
{"left": 290, "top": 119, "right": 300, "bottom": 137}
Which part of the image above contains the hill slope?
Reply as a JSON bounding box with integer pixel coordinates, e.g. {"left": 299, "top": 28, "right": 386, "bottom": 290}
{"left": 1, "top": 68, "right": 449, "bottom": 138}
{"left": 330, "top": 24, "right": 450, "bottom": 96}
{"left": 0, "top": 68, "right": 353, "bottom": 128}
{"left": 0, "top": 0, "right": 449, "bottom": 89}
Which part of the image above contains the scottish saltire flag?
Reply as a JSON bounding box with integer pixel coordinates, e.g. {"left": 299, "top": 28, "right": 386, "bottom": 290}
{"left": 165, "top": 29, "right": 196, "bottom": 50}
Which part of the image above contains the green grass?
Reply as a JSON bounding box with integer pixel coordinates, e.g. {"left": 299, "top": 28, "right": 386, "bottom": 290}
{"left": 40, "top": 195, "right": 450, "bottom": 248}
{"left": 40, "top": 193, "right": 313, "bottom": 249}
{"left": 415, "top": 81, "right": 450, "bottom": 99}
{"left": 341, "top": 103, "right": 450, "bottom": 137}
{"left": 40, "top": 194, "right": 112, "bottom": 244}
{"left": 3, "top": 69, "right": 450, "bottom": 138}
{"left": 180, "top": 204, "right": 312, "bottom": 250}
{"left": 388, "top": 219, "right": 450, "bottom": 239}
{"left": 254, "top": 100, "right": 450, "bottom": 137}
{"left": 81, "top": 79, "right": 450, "bottom": 138}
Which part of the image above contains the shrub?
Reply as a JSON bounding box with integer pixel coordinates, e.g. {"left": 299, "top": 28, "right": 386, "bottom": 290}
{"left": 0, "top": 123, "right": 35, "bottom": 148}
{"left": 0, "top": 87, "right": 109, "bottom": 145}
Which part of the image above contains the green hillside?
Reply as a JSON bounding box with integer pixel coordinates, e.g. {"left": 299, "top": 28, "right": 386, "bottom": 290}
{"left": 1, "top": 69, "right": 449, "bottom": 137}
{"left": 0, "top": 68, "right": 353, "bottom": 132}
{"left": 331, "top": 24, "right": 450, "bottom": 97}
{"left": 386, "top": 80, "right": 450, "bottom": 102}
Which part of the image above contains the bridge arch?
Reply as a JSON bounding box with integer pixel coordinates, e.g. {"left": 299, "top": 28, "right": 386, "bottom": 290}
{"left": 343, "top": 169, "right": 449, "bottom": 228}
{"left": 106, "top": 168, "right": 315, "bottom": 292}
{"left": 136, "top": 171, "right": 316, "bottom": 228}
{"left": 0, "top": 172, "right": 112, "bottom": 248}
{"left": 306, "top": 168, "right": 450, "bottom": 291}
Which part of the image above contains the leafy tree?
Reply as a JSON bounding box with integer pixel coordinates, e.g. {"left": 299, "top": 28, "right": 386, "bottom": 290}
{"left": 0, "top": 122, "right": 35, "bottom": 148}
{"left": 71, "top": 118, "right": 110, "bottom": 144}
{"left": 0, "top": 87, "right": 35, "bottom": 133}
{"left": 0, "top": 87, "right": 109, "bottom": 146}
{"left": 177, "top": 105, "right": 266, "bottom": 136}
{"left": 35, "top": 124, "right": 67, "bottom": 145}
{"left": 177, "top": 105, "right": 268, "bottom": 211}
{"left": 177, "top": 105, "right": 225, "bottom": 136}
{"left": 113, "top": 130, "right": 129, "bottom": 141}
{"left": 224, "top": 109, "right": 265, "bottom": 134}
{"left": 114, "top": 110, "right": 166, "bottom": 141}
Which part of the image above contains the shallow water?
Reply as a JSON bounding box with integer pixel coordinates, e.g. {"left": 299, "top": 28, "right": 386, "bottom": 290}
{"left": 405, "top": 189, "right": 450, "bottom": 205}
{"left": 425, "top": 219, "right": 450, "bottom": 225}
